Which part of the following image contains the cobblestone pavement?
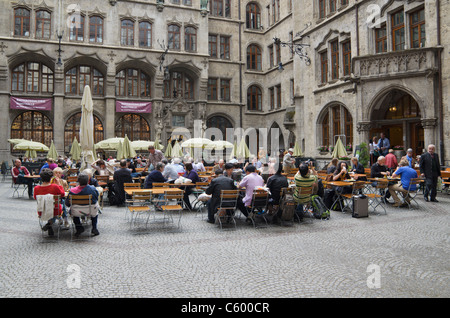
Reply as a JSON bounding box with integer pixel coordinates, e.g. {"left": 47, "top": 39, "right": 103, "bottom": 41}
{"left": 0, "top": 179, "right": 448, "bottom": 299}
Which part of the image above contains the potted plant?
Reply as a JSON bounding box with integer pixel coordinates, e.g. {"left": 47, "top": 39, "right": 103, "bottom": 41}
{"left": 393, "top": 145, "right": 405, "bottom": 159}
{"left": 318, "top": 146, "right": 328, "bottom": 154}
{"left": 357, "top": 142, "right": 370, "bottom": 167}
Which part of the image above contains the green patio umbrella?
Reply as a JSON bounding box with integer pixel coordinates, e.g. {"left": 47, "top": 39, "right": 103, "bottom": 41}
{"left": 95, "top": 137, "right": 125, "bottom": 151}
{"left": 236, "top": 137, "right": 250, "bottom": 159}
{"left": 164, "top": 142, "right": 173, "bottom": 158}
{"left": 171, "top": 141, "right": 184, "bottom": 158}
{"left": 153, "top": 138, "right": 164, "bottom": 150}
{"left": 25, "top": 149, "right": 37, "bottom": 159}
{"left": 229, "top": 141, "right": 238, "bottom": 159}
{"left": 8, "top": 138, "right": 28, "bottom": 146}
{"left": 332, "top": 137, "right": 348, "bottom": 159}
{"left": 116, "top": 141, "right": 124, "bottom": 160}
{"left": 13, "top": 140, "right": 49, "bottom": 152}
{"left": 122, "top": 135, "right": 136, "bottom": 159}
{"left": 47, "top": 140, "right": 58, "bottom": 160}
{"left": 70, "top": 137, "right": 81, "bottom": 161}
{"left": 292, "top": 141, "right": 303, "bottom": 157}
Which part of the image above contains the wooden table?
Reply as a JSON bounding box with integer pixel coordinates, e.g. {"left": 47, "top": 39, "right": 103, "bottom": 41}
{"left": 125, "top": 188, "right": 184, "bottom": 196}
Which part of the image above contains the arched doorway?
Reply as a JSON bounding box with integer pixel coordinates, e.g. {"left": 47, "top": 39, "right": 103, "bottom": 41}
{"left": 206, "top": 115, "right": 233, "bottom": 141}
{"left": 369, "top": 89, "right": 423, "bottom": 156}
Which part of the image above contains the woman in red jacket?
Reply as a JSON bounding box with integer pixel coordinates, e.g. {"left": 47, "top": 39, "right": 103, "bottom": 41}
{"left": 34, "top": 168, "right": 65, "bottom": 236}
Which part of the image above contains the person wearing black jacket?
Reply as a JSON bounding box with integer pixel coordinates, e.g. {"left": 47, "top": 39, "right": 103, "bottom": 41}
{"left": 370, "top": 156, "right": 392, "bottom": 201}
{"left": 420, "top": 144, "right": 441, "bottom": 202}
{"left": 144, "top": 162, "right": 167, "bottom": 189}
{"left": 266, "top": 164, "right": 289, "bottom": 206}
{"left": 205, "top": 169, "right": 237, "bottom": 223}
{"left": 113, "top": 159, "right": 133, "bottom": 206}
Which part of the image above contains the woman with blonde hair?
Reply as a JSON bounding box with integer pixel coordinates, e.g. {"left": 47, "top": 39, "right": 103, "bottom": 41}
{"left": 51, "top": 167, "right": 69, "bottom": 192}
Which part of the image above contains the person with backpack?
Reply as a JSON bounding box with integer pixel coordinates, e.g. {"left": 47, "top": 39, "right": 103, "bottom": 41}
{"left": 293, "top": 163, "right": 318, "bottom": 221}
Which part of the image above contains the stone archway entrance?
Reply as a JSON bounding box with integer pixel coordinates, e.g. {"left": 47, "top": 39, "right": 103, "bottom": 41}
{"left": 369, "top": 89, "right": 424, "bottom": 157}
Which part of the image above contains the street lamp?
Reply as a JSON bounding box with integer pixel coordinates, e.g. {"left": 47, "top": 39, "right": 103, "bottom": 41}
{"left": 56, "top": 30, "right": 64, "bottom": 67}
{"left": 273, "top": 37, "right": 311, "bottom": 66}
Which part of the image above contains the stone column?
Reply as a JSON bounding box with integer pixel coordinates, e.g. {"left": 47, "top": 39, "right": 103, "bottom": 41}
{"left": 0, "top": 42, "right": 9, "bottom": 162}
{"left": 421, "top": 118, "right": 437, "bottom": 152}
{"left": 53, "top": 66, "right": 65, "bottom": 155}
{"left": 104, "top": 52, "right": 117, "bottom": 139}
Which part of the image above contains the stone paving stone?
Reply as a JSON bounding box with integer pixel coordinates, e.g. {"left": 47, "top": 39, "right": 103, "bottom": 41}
{"left": 0, "top": 179, "right": 449, "bottom": 298}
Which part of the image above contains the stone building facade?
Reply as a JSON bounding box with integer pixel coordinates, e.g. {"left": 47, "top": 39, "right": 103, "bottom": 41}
{"left": 0, "top": 0, "right": 448, "bottom": 165}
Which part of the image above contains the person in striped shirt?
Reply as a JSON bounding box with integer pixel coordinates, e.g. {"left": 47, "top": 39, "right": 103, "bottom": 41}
{"left": 293, "top": 163, "right": 318, "bottom": 218}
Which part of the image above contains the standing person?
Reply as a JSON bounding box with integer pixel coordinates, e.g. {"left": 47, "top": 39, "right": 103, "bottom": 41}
{"left": 12, "top": 158, "right": 34, "bottom": 199}
{"left": 326, "top": 158, "right": 339, "bottom": 174}
{"left": 282, "top": 148, "right": 295, "bottom": 173}
{"left": 34, "top": 168, "right": 66, "bottom": 236}
{"left": 113, "top": 159, "right": 133, "bottom": 206}
{"left": 420, "top": 144, "right": 441, "bottom": 202}
{"left": 145, "top": 145, "right": 164, "bottom": 172}
{"left": 377, "top": 132, "right": 390, "bottom": 156}
{"left": 371, "top": 136, "right": 380, "bottom": 165}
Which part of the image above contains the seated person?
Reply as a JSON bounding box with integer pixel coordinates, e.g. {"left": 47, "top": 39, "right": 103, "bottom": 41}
{"left": 204, "top": 169, "right": 237, "bottom": 224}
{"left": 388, "top": 159, "right": 418, "bottom": 207}
{"left": 66, "top": 173, "right": 100, "bottom": 237}
{"left": 162, "top": 159, "right": 181, "bottom": 181}
{"left": 223, "top": 163, "right": 234, "bottom": 179}
{"left": 371, "top": 156, "right": 392, "bottom": 200}
{"left": 144, "top": 162, "right": 167, "bottom": 189}
{"left": 91, "top": 159, "right": 113, "bottom": 176}
{"left": 238, "top": 164, "right": 265, "bottom": 219}
{"left": 266, "top": 164, "right": 289, "bottom": 222}
{"left": 294, "top": 163, "right": 318, "bottom": 218}
{"left": 34, "top": 168, "right": 66, "bottom": 236}
{"left": 351, "top": 157, "right": 367, "bottom": 181}
{"left": 332, "top": 161, "right": 353, "bottom": 194}
{"left": 51, "top": 167, "right": 70, "bottom": 227}
{"left": 181, "top": 163, "right": 200, "bottom": 210}
{"left": 12, "top": 158, "right": 34, "bottom": 199}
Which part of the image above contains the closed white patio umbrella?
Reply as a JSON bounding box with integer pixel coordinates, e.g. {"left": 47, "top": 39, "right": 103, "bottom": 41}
{"left": 79, "top": 85, "right": 96, "bottom": 170}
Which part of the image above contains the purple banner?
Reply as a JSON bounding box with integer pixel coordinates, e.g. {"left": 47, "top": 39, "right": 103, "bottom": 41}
{"left": 116, "top": 100, "right": 152, "bottom": 113}
{"left": 10, "top": 97, "right": 52, "bottom": 111}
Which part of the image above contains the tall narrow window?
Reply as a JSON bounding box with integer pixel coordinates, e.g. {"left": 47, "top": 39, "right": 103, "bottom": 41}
{"left": 185, "top": 27, "right": 197, "bottom": 51}
{"left": 207, "top": 78, "right": 218, "bottom": 100}
{"left": 320, "top": 51, "right": 328, "bottom": 84}
{"left": 35, "top": 10, "right": 51, "bottom": 39}
{"left": 65, "top": 66, "right": 104, "bottom": 96}
{"left": 209, "top": 35, "right": 218, "bottom": 58}
{"left": 269, "top": 87, "right": 275, "bottom": 110}
{"left": 220, "top": 79, "right": 230, "bottom": 101}
{"left": 342, "top": 41, "right": 351, "bottom": 76}
{"left": 319, "top": 0, "right": 326, "bottom": 19}
{"left": 121, "top": 20, "right": 134, "bottom": 46}
{"left": 247, "top": 85, "right": 262, "bottom": 111}
{"left": 269, "top": 45, "right": 274, "bottom": 68}
{"left": 69, "top": 14, "right": 84, "bottom": 41}
{"left": 220, "top": 36, "right": 230, "bottom": 59}
{"left": 247, "top": 45, "right": 262, "bottom": 71}
{"left": 392, "top": 10, "right": 405, "bottom": 51}
{"left": 276, "top": 85, "right": 281, "bottom": 109}
{"left": 410, "top": 8, "right": 425, "bottom": 48}
{"left": 246, "top": 3, "right": 261, "bottom": 29}
{"left": 139, "top": 21, "right": 152, "bottom": 47}
{"left": 115, "top": 69, "right": 151, "bottom": 97}
{"left": 211, "top": 0, "right": 223, "bottom": 16}
{"left": 331, "top": 40, "right": 339, "bottom": 80}
{"left": 375, "top": 24, "right": 387, "bottom": 53}
{"left": 168, "top": 24, "right": 180, "bottom": 50}
{"left": 89, "top": 16, "right": 103, "bottom": 43}
{"left": 329, "top": 0, "right": 337, "bottom": 13}
{"left": 14, "top": 8, "right": 30, "bottom": 37}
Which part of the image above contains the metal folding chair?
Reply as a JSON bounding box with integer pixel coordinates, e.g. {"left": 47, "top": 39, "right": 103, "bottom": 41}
{"left": 127, "top": 192, "right": 153, "bottom": 228}
{"left": 402, "top": 178, "right": 423, "bottom": 210}
{"left": 37, "top": 194, "right": 63, "bottom": 239}
{"left": 297, "top": 186, "right": 314, "bottom": 223}
{"left": 160, "top": 189, "right": 184, "bottom": 229}
{"left": 68, "top": 194, "right": 94, "bottom": 240}
{"left": 247, "top": 189, "right": 269, "bottom": 228}
{"left": 215, "top": 189, "right": 239, "bottom": 230}
{"left": 366, "top": 180, "right": 388, "bottom": 215}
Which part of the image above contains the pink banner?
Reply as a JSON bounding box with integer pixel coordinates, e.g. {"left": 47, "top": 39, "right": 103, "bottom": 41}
{"left": 116, "top": 100, "right": 152, "bottom": 113}
{"left": 10, "top": 97, "right": 52, "bottom": 111}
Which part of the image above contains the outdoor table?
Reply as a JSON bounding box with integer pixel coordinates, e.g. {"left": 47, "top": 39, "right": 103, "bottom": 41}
{"left": 125, "top": 188, "right": 184, "bottom": 196}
